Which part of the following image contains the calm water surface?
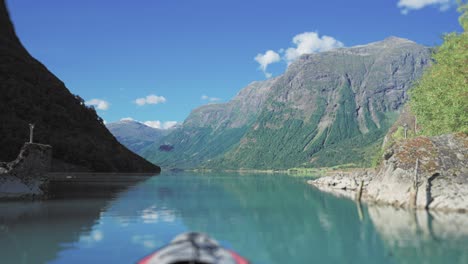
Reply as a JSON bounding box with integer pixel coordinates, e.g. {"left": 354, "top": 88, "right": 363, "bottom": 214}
{"left": 1, "top": 172, "right": 467, "bottom": 264}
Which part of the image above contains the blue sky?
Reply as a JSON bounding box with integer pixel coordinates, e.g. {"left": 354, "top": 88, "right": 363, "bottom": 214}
{"left": 6, "top": 0, "right": 463, "bottom": 128}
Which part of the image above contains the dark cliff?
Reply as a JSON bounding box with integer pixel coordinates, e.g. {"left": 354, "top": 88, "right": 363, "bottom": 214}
{"left": 0, "top": 0, "right": 160, "bottom": 173}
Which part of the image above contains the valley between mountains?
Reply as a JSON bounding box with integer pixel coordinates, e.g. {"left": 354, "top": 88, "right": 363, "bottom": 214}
{"left": 110, "top": 37, "right": 431, "bottom": 170}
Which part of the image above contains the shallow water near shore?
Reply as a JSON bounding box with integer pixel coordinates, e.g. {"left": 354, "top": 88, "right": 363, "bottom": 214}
{"left": 0, "top": 172, "right": 467, "bottom": 264}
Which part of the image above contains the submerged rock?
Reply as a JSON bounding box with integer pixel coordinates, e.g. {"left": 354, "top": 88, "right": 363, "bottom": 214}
{"left": 0, "top": 143, "right": 52, "bottom": 198}
{"left": 308, "top": 133, "right": 468, "bottom": 212}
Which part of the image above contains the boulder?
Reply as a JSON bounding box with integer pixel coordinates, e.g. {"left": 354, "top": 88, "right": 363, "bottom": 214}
{"left": 308, "top": 133, "right": 468, "bottom": 212}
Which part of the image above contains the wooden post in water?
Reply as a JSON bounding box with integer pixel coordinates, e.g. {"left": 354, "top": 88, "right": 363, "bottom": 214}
{"left": 409, "top": 158, "right": 419, "bottom": 208}
{"left": 414, "top": 158, "right": 419, "bottom": 189}
{"left": 355, "top": 180, "right": 364, "bottom": 202}
{"left": 356, "top": 201, "right": 364, "bottom": 222}
{"left": 355, "top": 180, "right": 365, "bottom": 221}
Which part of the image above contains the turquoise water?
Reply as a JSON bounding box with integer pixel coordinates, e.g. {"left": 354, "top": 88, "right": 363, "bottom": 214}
{"left": 1, "top": 172, "right": 468, "bottom": 264}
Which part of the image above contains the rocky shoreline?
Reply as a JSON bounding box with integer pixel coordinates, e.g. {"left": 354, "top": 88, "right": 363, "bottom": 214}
{"left": 308, "top": 133, "right": 468, "bottom": 213}
{"left": 0, "top": 143, "right": 52, "bottom": 199}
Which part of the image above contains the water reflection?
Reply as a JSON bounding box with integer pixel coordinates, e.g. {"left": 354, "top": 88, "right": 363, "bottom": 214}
{"left": 368, "top": 206, "right": 468, "bottom": 264}
{"left": 0, "top": 200, "right": 109, "bottom": 263}
{"left": 150, "top": 173, "right": 391, "bottom": 264}
{"left": 0, "top": 173, "right": 467, "bottom": 264}
{"left": 0, "top": 173, "right": 152, "bottom": 264}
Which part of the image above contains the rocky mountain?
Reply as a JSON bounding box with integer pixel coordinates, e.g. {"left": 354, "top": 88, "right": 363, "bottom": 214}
{"left": 0, "top": 0, "right": 159, "bottom": 173}
{"left": 144, "top": 37, "right": 431, "bottom": 170}
{"left": 106, "top": 120, "right": 172, "bottom": 153}
{"left": 142, "top": 78, "right": 278, "bottom": 168}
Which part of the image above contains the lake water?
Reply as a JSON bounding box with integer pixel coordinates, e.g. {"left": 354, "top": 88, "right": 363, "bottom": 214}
{"left": 1, "top": 172, "right": 468, "bottom": 264}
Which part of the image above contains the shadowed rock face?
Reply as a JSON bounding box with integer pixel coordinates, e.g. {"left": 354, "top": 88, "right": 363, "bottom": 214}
{"left": 0, "top": 0, "right": 159, "bottom": 173}
{"left": 0, "top": 143, "right": 51, "bottom": 198}
{"left": 144, "top": 37, "right": 431, "bottom": 169}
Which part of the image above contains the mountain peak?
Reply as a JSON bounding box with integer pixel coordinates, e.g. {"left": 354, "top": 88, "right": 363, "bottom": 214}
{"left": 118, "top": 119, "right": 140, "bottom": 124}
{"left": 382, "top": 36, "right": 415, "bottom": 44}
{"left": 0, "top": 0, "right": 17, "bottom": 42}
{"left": 0, "top": 0, "right": 30, "bottom": 56}
{"left": 365, "top": 36, "right": 416, "bottom": 48}
{"left": 289, "top": 36, "right": 422, "bottom": 70}
{"left": 344, "top": 36, "right": 418, "bottom": 51}
{"left": 384, "top": 36, "right": 411, "bottom": 41}
{"left": 143, "top": 36, "right": 431, "bottom": 169}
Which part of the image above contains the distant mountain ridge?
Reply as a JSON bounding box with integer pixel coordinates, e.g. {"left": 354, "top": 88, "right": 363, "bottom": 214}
{"left": 142, "top": 78, "right": 278, "bottom": 168}
{"left": 107, "top": 120, "right": 173, "bottom": 153}
{"left": 143, "top": 37, "right": 431, "bottom": 169}
{"left": 0, "top": 0, "right": 159, "bottom": 173}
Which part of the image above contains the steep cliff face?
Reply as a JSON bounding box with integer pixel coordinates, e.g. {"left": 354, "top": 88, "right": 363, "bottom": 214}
{"left": 144, "top": 37, "right": 430, "bottom": 169}
{"left": 184, "top": 78, "right": 278, "bottom": 130}
{"left": 0, "top": 0, "right": 159, "bottom": 172}
{"left": 309, "top": 133, "right": 468, "bottom": 212}
{"left": 143, "top": 78, "right": 278, "bottom": 168}
{"left": 217, "top": 37, "right": 430, "bottom": 169}
{"left": 366, "top": 133, "right": 468, "bottom": 211}
{"left": 0, "top": 143, "right": 51, "bottom": 198}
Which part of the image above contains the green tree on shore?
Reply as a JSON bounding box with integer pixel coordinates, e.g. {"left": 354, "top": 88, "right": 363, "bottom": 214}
{"left": 410, "top": 1, "right": 468, "bottom": 135}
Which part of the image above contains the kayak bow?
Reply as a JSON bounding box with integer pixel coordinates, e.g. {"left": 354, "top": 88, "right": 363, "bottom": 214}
{"left": 138, "top": 232, "right": 249, "bottom": 264}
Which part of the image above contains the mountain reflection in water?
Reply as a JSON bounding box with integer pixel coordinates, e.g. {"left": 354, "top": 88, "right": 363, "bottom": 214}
{"left": 0, "top": 172, "right": 467, "bottom": 264}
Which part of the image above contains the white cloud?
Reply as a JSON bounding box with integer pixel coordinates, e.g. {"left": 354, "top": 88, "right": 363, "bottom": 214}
{"left": 80, "top": 230, "right": 104, "bottom": 245}
{"left": 85, "top": 99, "right": 110, "bottom": 110}
{"left": 284, "top": 32, "right": 344, "bottom": 63}
{"left": 92, "top": 230, "right": 103, "bottom": 242}
{"left": 254, "top": 32, "right": 344, "bottom": 77}
{"left": 143, "top": 240, "right": 157, "bottom": 249}
{"left": 135, "top": 94, "right": 166, "bottom": 106}
{"left": 141, "top": 206, "right": 159, "bottom": 224}
{"left": 397, "top": 0, "right": 453, "bottom": 14}
{"left": 131, "top": 235, "right": 159, "bottom": 250}
{"left": 254, "top": 50, "right": 281, "bottom": 78}
{"left": 144, "top": 121, "right": 161, "bottom": 129}
{"left": 201, "top": 95, "right": 221, "bottom": 102}
{"left": 144, "top": 120, "right": 178, "bottom": 129}
{"left": 116, "top": 117, "right": 177, "bottom": 129}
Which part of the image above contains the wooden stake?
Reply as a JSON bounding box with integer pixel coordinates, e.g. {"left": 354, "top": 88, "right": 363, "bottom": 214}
{"left": 355, "top": 180, "right": 364, "bottom": 202}
{"left": 409, "top": 158, "right": 419, "bottom": 208}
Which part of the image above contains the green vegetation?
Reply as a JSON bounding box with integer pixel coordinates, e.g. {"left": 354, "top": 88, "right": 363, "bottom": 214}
{"left": 144, "top": 37, "right": 429, "bottom": 170}
{"left": 143, "top": 126, "right": 249, "bottom": 169}
{"left": 410, "top": 2, "right": 468, "bottom": 135}
{"left": 214, "top": 87, "right": 397, "bottom": 169}
{"left": 212, "top": 99, "right": 327, "bottom": 169}
{"left": 326, "top": 83, "right": 361, "bottom": 145}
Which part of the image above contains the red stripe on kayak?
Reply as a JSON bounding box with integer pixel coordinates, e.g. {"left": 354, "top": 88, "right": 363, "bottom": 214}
{"left": 137, "top": 251, "right": 159, "bottom": 264}
{"left": 228, "top": 250, "right": 249, "bottom": 264}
